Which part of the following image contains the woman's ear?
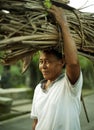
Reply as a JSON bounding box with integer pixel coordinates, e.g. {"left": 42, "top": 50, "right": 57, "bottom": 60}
{"left": 62, "top": 57, "right": 65, "bottom": 68}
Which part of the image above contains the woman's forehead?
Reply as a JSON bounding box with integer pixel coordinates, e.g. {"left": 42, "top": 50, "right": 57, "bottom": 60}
{"left": 39, "top": 49, "right": 63, "bottom": 60}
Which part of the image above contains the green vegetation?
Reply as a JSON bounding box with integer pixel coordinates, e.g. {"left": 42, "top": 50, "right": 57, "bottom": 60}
{"left": 0, "top": 62, "right": 26, "bottom": 88}
{"left": 79, "top": 55, "right": 94, "bottom": 89}
{"left": 44, "top": 0, "right": 52, "bottom": 9}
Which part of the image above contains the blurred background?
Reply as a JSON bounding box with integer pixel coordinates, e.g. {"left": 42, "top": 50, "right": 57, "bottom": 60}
{"left": 0, "top": 54, "right": 94, "bottom": 90}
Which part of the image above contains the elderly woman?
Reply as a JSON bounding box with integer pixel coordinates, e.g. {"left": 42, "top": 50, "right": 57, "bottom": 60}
{"left": 31, "top": 5, "right": 83, "bottom": 130}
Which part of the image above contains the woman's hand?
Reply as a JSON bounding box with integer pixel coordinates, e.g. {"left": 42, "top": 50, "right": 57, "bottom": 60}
{"left": 48, "top": 5, "right": 67, "bottom": 26}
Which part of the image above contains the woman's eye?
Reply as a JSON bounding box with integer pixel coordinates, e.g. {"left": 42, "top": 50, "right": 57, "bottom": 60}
{"left": 39, "top": 61, "right": 43, "bottom": 64}
{"left": 39, "top": 60, "right": 50, "bottom": 64}
{"left": 46, "top": 60, "right": 49, "bottom": 64}
{"left": 46, "top": 60, "right": 51, "bottom": 64}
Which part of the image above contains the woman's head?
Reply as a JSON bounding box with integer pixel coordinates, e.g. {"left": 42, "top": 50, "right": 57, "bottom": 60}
{"left": 39, "top": 49, "right": 65, "bottom": 81}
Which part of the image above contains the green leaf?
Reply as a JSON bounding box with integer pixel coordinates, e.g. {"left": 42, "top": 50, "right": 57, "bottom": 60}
{"left": 44, "top": 0, "right": 52, "bottom": 9}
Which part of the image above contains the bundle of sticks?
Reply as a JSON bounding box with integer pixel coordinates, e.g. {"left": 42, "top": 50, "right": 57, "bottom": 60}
{"left": 0, "top": 0, "right": 94, "bottom": 71}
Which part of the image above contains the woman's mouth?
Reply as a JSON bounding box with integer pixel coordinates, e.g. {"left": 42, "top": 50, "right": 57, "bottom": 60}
{"left": 42, "top": 71, "right": 49, "bottom": 75}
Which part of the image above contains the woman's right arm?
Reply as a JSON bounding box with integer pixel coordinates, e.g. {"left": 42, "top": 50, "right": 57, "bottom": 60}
{"left": 32, "top": 119, "right": 38, "bottom": 130}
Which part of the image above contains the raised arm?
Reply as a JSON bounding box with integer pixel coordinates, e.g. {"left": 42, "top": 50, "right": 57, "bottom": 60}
{"left": 49, "top": 5, "right": 80, "bottom": 84}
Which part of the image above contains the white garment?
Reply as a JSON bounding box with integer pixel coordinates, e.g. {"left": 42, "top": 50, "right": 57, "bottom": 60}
{"left": 31, "top": 72, "right": 83, "bottom": 130}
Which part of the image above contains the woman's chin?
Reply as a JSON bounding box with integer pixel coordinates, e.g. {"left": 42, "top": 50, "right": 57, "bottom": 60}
{"left": 43, "top": 74, "right": 50, "bottom": 80}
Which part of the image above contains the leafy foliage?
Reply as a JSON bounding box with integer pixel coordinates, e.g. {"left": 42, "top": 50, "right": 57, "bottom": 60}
{"left": 44, "top": 0, "right": 52, "bottom": 9}
{"left": 79, "top": 55, "right": 94, "bottom": 89}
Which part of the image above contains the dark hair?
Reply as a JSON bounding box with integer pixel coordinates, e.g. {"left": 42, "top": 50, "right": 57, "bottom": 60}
{"left": 40, "top": 48, "right": 64, "bottom": 60}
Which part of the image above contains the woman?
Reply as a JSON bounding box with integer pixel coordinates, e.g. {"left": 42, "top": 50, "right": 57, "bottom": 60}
{"left": 31, "top": 5, "right": 83, "bottom": 130}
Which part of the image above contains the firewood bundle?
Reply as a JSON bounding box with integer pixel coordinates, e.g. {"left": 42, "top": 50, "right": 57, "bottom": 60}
{"left": 0, "top": 0, "right": 94, "bottom": 71}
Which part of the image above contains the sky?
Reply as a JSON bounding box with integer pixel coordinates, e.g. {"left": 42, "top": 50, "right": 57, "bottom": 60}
{"left": 69, "top": 0, "right": 94, "bottom": 13}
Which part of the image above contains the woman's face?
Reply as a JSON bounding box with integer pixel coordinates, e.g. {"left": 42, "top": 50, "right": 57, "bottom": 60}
{"left": 39, "top": 52, "right": 64, "bottom": 81}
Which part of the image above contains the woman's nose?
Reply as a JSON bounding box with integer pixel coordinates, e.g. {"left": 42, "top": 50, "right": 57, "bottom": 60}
{"left": 42, "top": 62, "right": 47, "bottom": 69}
